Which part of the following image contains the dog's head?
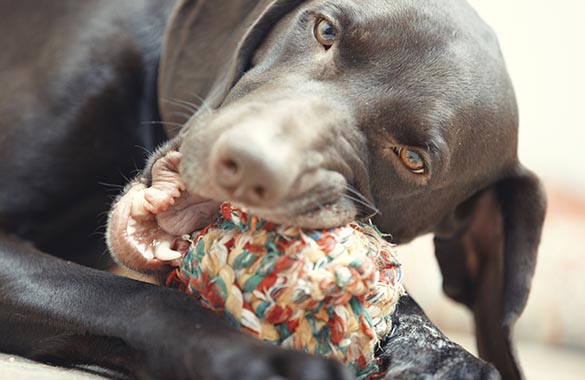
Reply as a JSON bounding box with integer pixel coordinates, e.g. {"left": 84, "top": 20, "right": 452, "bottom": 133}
{"left": 156, "top": 0, "right": 546, "bottom": 378}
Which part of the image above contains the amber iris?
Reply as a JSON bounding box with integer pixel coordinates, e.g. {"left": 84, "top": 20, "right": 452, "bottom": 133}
{"left": 314, "top": 18, "right": 337, "bottom": 48}
{"left": 398, "top": 148, "right": 425, "bottom": 174}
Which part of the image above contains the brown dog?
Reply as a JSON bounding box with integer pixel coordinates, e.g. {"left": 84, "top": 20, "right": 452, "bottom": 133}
{"left": 1, "top": 1, "right": 545, "bottom": 379}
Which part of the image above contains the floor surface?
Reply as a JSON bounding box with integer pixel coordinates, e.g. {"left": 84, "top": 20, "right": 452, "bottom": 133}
{"left": 2, "top": 334, "right": 583, "bottom": 380}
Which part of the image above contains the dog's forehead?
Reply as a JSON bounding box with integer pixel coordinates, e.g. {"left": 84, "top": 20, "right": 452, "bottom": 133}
{"left": 309, "top": 1, "right": 494, "bottom": 76}
{"left": 312, "top": 0, "right": 463, "bottom": 43}
{"left": 312, "top": 1, "right": 467, "bottom": 142}
{"left": 306, "top": 0, "right": 481, "bottom": 101}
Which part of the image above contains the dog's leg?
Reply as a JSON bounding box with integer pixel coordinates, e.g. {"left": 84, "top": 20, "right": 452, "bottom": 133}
{"left": 378, "top": 295, "right": 500, "bottom": 380}
{"left": 0, "top": 233, "right": 350, "bottom": 380}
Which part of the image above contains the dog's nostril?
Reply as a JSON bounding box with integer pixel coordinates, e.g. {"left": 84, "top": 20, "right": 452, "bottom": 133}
{"left": 253, "top": 185, "right": 266, "bottom": 199}
{"left": 210, "top": 133, "right": 292, "bottom": 206}
{"left": 222, "top": 159, "right": 239, "bottom": 175}
{"left": 216, "top": 158, "right": 242, "bottom": 189}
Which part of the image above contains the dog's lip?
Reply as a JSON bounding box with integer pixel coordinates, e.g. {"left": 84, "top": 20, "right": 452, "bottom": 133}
{"left": 107, "top": 184, "right": 187, "bottom": 272}
{"left": 182, "top": 177, "right": 357, "bottom": 228}
{"left": 240, "top": 194, "right": 355, "bottom": 229}
{"left": 294, "top": 198, "right": 339, "bottom": 216}
{"left": 155, "top": 196, "right": 220, "bottom": 236}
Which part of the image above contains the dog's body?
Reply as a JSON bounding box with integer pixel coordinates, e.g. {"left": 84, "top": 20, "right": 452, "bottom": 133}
{"left": 0, "top": 1, "right": 545, "bottom": 380}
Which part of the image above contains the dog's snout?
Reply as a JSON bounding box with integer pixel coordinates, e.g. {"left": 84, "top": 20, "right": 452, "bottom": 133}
{"left": 210, "top": 129, "right": 293, "bottom": 206}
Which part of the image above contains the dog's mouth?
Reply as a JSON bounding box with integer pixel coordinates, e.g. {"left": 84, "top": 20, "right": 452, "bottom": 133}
{"left": 107, "top": 150, "right": 364, "bottom": 273}
{"left": 106, "top": 183, "right": 218, "bottom": 272}
{"left": 106, "top": 152, "right": 221, "bottom": 273}
{"left": 240, "top": 194, "right": 359, "bottom": 230}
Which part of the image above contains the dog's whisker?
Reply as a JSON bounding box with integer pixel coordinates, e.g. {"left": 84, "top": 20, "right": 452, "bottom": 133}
{"left": 342, "top": 193, "right": 380, "bottom": 214}
{"left": 187, "top": 92, "right": 214, "bottom": 114}
{"left": 133, "top": 144, "right": 153, "bottom": 155}
{"left": 96, "top": 211, "right": 112, "bottom": 222}
{"left": 345, "top": 185, "right": 372, "bottom": 204}
{"left": 98, "top": 182, "right": 126, "bottom": 191}
{"left": 161, "top": 97, "right": 199, "bottom": 110}
{"left": 345, "top": 185, "right": 365, "bottom": 200}
{"left": 354, "top": 205, "right": 381, "bottom": 220}
{"left": 167, "top": 97, "right": 201, "bottom": 112}
{"left": 118, "top": 172, "right": 133, "bottom": 186}
{"left": 142, "top": 120, "right": 185, "bottom": 128}
{"left": 344, "top": 186, "right": 379, "bottom": 213}
{"left": 186, "top": 92, "right": 206, "bottom": 104}
{"left": 169, "top": 111, "right": 193, "bottom": 122}
{"left": 363, "top": 208, "right": 381, "bottom": 220}
{"left": 160, "top": 97, "right": 199, "bottom": 113}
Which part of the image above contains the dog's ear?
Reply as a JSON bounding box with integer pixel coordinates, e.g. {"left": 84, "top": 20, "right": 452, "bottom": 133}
{"left": 433, "top": 165, "right": 546, "bottom": 380}
{"left": 158, "top": 0, "right": 306, "bottom": 135}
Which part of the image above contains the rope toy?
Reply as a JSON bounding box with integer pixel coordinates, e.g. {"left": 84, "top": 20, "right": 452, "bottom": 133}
{"left": 167, "top": 202, "right": 405, "bottom": 379}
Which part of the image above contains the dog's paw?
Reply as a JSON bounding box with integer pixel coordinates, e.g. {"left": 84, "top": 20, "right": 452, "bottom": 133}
{"left": 433, "top": 361, "right": 500, "bottom": 380}
{"left": 147, "top": 331, "right": 352, "bottom": 380}
{"left": 378, "top": 311, "right": 501, "bottom": 380}
{"left": 381, "top": 344, "right": 500, "bottom": 380}
{"left": 207, "top": 345, "right": 352, "bottom": 380}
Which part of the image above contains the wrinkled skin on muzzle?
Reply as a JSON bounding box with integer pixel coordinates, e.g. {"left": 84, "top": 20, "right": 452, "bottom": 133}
{"left": 180, "top": 79, "right": 369, "bottom": 229}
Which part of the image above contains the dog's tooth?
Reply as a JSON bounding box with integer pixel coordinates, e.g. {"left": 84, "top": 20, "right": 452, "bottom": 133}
{"left": 137, "top": 243, "right": 154, "bottom": 260}
{"left": 154, "top": 241, "right": 182, "bottom": 261}
{"left": 131, "top": 190, "right": 149, "bottom": 217}
{"left": 155, "top": 247, "right": 182, "bottom": 261}
{"left": 146, "top": 248, "right": 156, "bottom": 260}
{"left": 127, "top": 223, "right": 137, "bottom": 236}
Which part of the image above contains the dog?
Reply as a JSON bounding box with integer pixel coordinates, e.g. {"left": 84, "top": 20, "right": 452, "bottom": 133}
{"left": 0, "top": 1, "right": 546, "bottom": 380}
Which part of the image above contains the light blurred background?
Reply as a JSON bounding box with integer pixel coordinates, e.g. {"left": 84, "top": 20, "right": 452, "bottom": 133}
{"left": 399, "top": 1, "right": 585, "bottom": 379}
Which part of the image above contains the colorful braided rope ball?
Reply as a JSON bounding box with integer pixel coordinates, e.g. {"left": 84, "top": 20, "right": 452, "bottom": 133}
{"left": 167, "top": 202, "right": 405, "bottom": 379}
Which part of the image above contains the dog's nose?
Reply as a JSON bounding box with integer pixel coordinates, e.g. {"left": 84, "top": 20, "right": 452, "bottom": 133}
{"left": 210, "top": 129, "right": 292, "bottom": 206}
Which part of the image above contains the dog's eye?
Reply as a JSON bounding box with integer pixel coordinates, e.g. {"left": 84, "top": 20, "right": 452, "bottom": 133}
{"left": 394, "top": 147, "right": 426, "bottom": 174}
{"left": 314, "top": 18, "right": 337, "bottom": 48}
